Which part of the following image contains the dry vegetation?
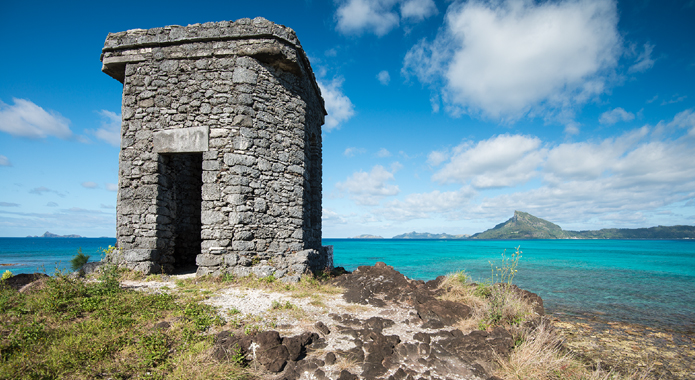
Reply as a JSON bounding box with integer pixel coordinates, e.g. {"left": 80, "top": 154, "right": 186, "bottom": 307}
{"left": 438, "top": 247, "right": 652, "bottom": 380}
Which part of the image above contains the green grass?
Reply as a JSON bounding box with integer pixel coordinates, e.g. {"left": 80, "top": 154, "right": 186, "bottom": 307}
{"left": 0, "top": 266, "right": 250, "bottom": 380}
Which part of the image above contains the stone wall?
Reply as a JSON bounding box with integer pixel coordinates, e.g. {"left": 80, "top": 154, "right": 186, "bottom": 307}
{"left": 102, "top": 18, "right": 331, "bottom": 279}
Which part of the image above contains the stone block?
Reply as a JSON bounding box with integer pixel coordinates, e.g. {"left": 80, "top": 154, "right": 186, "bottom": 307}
{"left": 252, "top": 265, "right": 275, "bottom": 278}
{"left": 232, "top": 67, "right": 257, "bottom": 84}
{"left": 232, "top": 266, "right": 251, "bottom": 277}
{"left": 196, "top": 253, "right": 223, "bottom": 267}
{"left": 202, "top": 184, "right": 221, "bottom": 201}
{"left": 201, "top": 210, "right": 224, "bottom": 225}
{"left": 232, "top": 241, "right": 255, "bottom": 251}
{"left": 223, "top": 253, "right": 239, "bottom": 266}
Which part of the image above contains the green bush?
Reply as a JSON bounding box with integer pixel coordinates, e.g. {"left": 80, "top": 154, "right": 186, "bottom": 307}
{"left": 70, "top": 248, "right": 90, "bottom": 271}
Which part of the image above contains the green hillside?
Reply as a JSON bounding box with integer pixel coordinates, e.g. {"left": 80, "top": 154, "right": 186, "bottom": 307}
{"left": 470, "top": 211, "right": 695, "bottom": 239}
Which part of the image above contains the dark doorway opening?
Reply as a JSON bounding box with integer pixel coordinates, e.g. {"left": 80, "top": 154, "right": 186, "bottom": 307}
{"left": 159, "top": 153, "right": 203, "bottom": 273}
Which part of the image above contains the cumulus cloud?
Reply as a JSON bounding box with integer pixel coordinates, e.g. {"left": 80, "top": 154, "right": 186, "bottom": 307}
{"left": 336, "top": 164, "right": 401, "bottom": 205}
{"left": 335, "top": 0, "right": 436, "bottom": 36}
{"left": 0, "top": 98, "right": 73, "bottom": 139}
{"left": 376, "top": 148, "right": 392, "bottom": 157}
{"left": 599, "top": 107, "right": 635, "bottom": 125}
{"left": 377, "top": 70, "right": 391, "bottom": 85}
{"left": 81, "top": 182, "right": 98, "bottom": 189}
{"left": 629, "top": 43, "right": 655, "bottom": 73}
{"left": 318, "top": 78, "right": 355, "bottom": 131}
{"left": 88, "top": 110, "right": 121, "bottom": 147}
{"left": 418, "top": 112, "right": 695, "bottom": 227}
{"left": 376, "top": 187, "right": 476, "bottom": 221}
{"left": 432, "top": 134, "right": 545, "bottom": 188}
{"left": 403, "top": 0, "right": 622, "bottom": 122}
{"left": 322, "top": 208, "right": 349, "bottom": 225}
{"left": 344, "top": 147, "right": 366, "bottom": 157}
{"left": 0, "top": 155, "right": 11, "bottom": 167}
{"left": 105, "top": 183, "right": 118, "bottom": 192}
{"left": 400, "top": 0, "right": 438, "bottom": 20}
{"left": 427, "top": 150, "right": 449, "bottom": 166}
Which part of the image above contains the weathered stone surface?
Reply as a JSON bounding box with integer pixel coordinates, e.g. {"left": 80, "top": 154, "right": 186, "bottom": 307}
{"left": 103, "top": 18, "right": 328, "bottom": 276}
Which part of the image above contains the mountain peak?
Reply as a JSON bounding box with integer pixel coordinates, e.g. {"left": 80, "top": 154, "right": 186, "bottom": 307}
{"left": 471, "top": 211, "right": 569, "bottom": 239}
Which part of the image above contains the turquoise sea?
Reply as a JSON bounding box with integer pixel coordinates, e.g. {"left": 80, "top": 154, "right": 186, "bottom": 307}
{"left": 1, "top": 237, "right": 694, "bottom": 333}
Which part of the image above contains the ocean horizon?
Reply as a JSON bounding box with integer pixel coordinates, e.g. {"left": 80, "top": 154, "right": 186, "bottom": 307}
{"left": 2, "top": 237, "right": 693, "bottom": 333}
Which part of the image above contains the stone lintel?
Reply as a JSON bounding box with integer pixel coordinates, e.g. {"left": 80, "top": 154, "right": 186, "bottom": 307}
{"left": 153, "top": 126, "right": 209, "bottom": 153}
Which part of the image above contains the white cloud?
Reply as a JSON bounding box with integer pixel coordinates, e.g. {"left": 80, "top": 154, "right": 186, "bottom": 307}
{"left": 403, "top": 0, "right": 622, "bottom": 122}
{"left": 0, "top": 202, "right": 19, "bottom": 207}
{"left": 81, "top": 182, "right": 98, "bottom": 189}
{"left": 322, "top": 208, "right": 349, "bottom": 225}
{"left": 661, "top": 95, "right": 687, "bottom": 105}
{"left": 400, "top": 0, "right": 438, "bottom": 20}
{"left": 0, "top": 155, "right": 11, "bottom": 167}
{"left": 377, "top": 70, "right": 391, "bottom": 85}
{"left": 377, "top": 187, "right": 476, "bottom": 221}
{"left": 344, "top": 147, "right": 366, "bottom": 157}
{"left": 0, "top": 98, "right": 72, "bottom": 139}
{"left": 336, "top": 164, "right": 401, "bottom": 205}
{"left": 29, "top": 186, "right": 66, "bottom": 197}
{"left": 105, "top": 183, "right": 118, "bottom": 192}
{"left": 432, "top": 134, "right": 545, "bottom": 188}
{"left": 336, "top": 0, "right": 400, "bottom": 36}
{"left": 426, "top": 150, "right": 449, "bottom": 166}
{"left": 376, "top": 148, "right": 392, "bottom": 157}
{"left": 599, "top": 107, "right": 635, "bottom": 125}
{"left": 629, "top": 43, "right": 655, "bottom": 73}
{"left": 335, "top": 0, "right": 437, "bottom": 36}
{"left": 88, "top": 110, "right": 121, "bottom": 147}
{"left": 100, "top": 204, "right": 115, "bottom": 209}
{"left": 46, "top": 202, "right": 58, "bottom": 207}
{"left": 318, "top": 78, "right": 355, "bottom": 131}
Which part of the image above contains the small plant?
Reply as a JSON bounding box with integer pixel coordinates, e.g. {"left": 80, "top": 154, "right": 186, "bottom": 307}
{"left": 243, "top": 324, "right": 262, "bottom": 335}
{"left": 271, "top": 300, "right": 297, "bottom": 310}
{"left": 70, "top": 248, "right": 90, "bottom": 271}
{"left": 259, "top": 275, "right": 276, "bottom": 284}
{"left": 1, "top": 270, "right": 12, "bottom": 281}
{"left": 230, "top": 344, "right": 246, "bottom": 366}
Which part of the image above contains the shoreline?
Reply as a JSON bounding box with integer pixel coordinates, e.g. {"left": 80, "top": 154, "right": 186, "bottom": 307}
{"left": 551, "top": 311, "right": 695, "bottom": 380}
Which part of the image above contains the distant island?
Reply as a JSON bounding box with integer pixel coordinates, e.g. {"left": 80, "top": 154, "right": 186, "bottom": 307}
{"left": 27, "top": 231, "right": 83, "bottom": 238}
{"left": 350, "top": 234, "right": 384, "bottom": 239}
{"left": 349, "top": 211, "right": 695, "bottom": 240}
{"left": 469, "top": 211, "right": 695, "bottom": 240}
{"left": 392, "top": 232, "right": 470, "bottom": 239}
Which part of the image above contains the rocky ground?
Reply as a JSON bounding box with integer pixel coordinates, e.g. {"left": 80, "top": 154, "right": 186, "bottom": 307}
{"left": 121, "top": 262, "right": 538, "bottom": 380}
{"left": 12, "top": 262, "right": 690, "bottom": 379}
{"left": 552, "top": 313, "right": 695, "bottom": 380}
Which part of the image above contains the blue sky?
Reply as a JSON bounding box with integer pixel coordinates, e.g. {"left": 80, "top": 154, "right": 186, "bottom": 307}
{"left": 1, "top": 0, "right": 694, "bottom": 238}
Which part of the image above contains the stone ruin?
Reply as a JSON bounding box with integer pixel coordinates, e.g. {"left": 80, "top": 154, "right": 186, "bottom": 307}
{"left": 101, "top": 18, "right": 331, "bottom": 280}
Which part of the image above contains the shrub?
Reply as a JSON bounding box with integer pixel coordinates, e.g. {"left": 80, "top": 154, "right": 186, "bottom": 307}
{"left": 1, "top": 270, "right": 12, "bottom": 281}
{"left": 70, "top": 248, "right": 90, "bottom": 271}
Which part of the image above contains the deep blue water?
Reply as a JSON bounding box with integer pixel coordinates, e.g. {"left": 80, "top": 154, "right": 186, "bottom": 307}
{"left": 1, "top": 237, "right": 694, "bottom": 332}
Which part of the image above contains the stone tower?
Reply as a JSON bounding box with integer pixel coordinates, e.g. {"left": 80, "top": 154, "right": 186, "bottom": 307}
{"left": 101, "top": 18, "right": 331, "bottom": 279}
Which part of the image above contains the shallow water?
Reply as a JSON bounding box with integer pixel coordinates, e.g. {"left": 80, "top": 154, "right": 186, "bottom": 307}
{"left": 325, "top": 238, "right": 695, "bottom": 332}
{"left": 2, "top": 237, "right": 693, "bottom": 332}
